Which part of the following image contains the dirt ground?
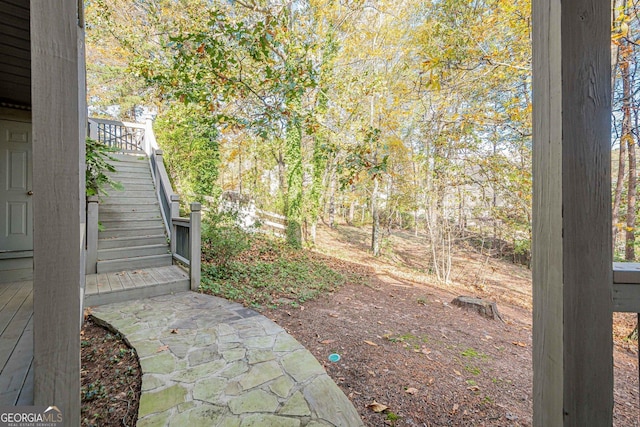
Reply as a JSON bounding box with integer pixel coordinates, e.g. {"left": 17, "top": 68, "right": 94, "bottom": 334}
{"left": 264, "top": 224, "right": 639, "bottom": 426}
{"left": 81, "top": 318, "right": 141, "bottom": 427}
{"left": 81, "top": 222, "right": 639, "bottom": 426}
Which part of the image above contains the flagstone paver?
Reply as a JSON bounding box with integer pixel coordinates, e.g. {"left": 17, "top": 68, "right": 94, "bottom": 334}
{"left": 91, "top": 291, "right": 363, "bottom": 427}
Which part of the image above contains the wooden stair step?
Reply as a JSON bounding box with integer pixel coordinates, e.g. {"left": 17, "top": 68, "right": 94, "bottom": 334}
{"left": 85, "top": 265, "right": 190, "bottom": 306}
{"left": 98, "top": 234, "right": 168, "bottom": 250}
{"left": 100, "top": 219, "right": 164, "bottom": 230}
{"left": 99, "top": 211, "right": 162, "bottom": 221}
{"left": 98, "top": 226, "right": 166, "bottom": 239}
{"left": 98, "top": 244, "right": 170, "bottom": 261}
{"left": 96, "top": 253, "right": 173, "bottom": 274}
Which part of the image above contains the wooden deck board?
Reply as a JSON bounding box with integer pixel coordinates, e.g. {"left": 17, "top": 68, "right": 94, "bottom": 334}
{"left": 0, "top": 283, "right": 31, "bottom": 335}
{"left": 127, "top": 270, "right": 148, "bottom": 287}
{"left": 0, "top": 281, "right": 33, "bottom": 406}
{"left": 86, "top": 274, "right": 98, "bottom": 295}
{"left": 146, "top": 267, "right": 169, "bottom": 283}
{"left": 117, "top": 271, "right": 136, "bottom": 290}
{"left": 15, "top": 358, "right": 33, "bottom": 405}
{"left": 0, "top": 281, "right": 21, "bottom": 303}
{"left": 107, "top": 272, "right": 125, "bottom": 292}
{"left": 0, "top": 291, "right": 33, "bottom": 370}
{"left": 96, "top": 273, "right": 111, "bottom": 294}
{"left": 138, "top": 269, "right": 157, "bottom": 285}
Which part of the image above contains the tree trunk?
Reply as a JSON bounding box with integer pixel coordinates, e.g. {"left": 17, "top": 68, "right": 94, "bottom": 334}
{"left": 328, "top": 170, "right": 336, "bottom": 228}
{"left": 622, "top": 45, "right": 636, "bottom": 261}
{"left": 285, "top": 112, "right": 303, "bottom": 248}
{"left": 451, "top": 296, "right": 504, "bottom": 322}
{"left": 348, "top": 200, "right": 355, "bottom": 225}
{"left": 613, "top": 139, "right": 627, "bottom": 254}
{"left": 371, "top": 177, "right": 381, "bottom": 256}
{"left": 612, "top": 4, "right": 625, "bottom": 256}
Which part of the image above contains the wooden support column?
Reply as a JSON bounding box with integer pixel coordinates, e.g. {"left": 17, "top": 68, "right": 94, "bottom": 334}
{"left": 31, "top": 0, "right": 85, "bottom": 423}
{"left": 190, "top": 203, "right": 202, "bottom": 291}
{"left": 86, "top": 196, "right": 99, "bottom": 274}
{"left": 532, "top": 0, "right": 612, "bottom": 425}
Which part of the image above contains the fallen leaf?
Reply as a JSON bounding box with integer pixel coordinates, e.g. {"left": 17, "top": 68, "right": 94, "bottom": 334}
{"left": 512, "top": 341, "right": 527, "bottom": 347}
{"left": 170, "top": 329, "right": 178, "bottom": 334}
{"left": 452, "top": 403, "right": 459, "bottom": 413}
{"left": 320, "top": 339, "right": 335, "bottom": 344}
{"left": 405, "top": 387, "right": 418, "bottom": 395}
{"left": 421, "top": 348, "right": 431, "bottom": 355}
{"left": 300, "top": 306, "right": 305, "bottom": 311}
{"left": 329, "top": 313, "right": 339, "bottom": 318}
{"left": 366, "top": 401, "right": 389, "bottom": 413}
{"left": 453, "top": 369, "right": 461, "bottom": 376}
{"left": 364, "top": 340, "right": 378, "bottom": 346}
{"left": 467, "top": 385, "right": 480, "bottom": 391}
{"left": 368, "top": 370, "right": 376, "bottom": 376}
{"left": 157, "top": 345, "right": 169, "bottom": 352}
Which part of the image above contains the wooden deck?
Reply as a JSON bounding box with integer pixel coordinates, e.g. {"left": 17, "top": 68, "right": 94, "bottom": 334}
{"left": 0, "top": 280, "right": 33, "bottom": 405}
{"left": 85, "top": 265, "right": 190, "bottom": 306}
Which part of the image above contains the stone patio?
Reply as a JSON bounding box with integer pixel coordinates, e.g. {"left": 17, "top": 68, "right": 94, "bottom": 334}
{"left": 90, "top": 292, "right": 363, "bottom": 427}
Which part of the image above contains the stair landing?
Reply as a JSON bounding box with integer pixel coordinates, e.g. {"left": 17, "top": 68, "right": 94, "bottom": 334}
{"left": 85, "top": 265, "right": 190, "bottom": 307}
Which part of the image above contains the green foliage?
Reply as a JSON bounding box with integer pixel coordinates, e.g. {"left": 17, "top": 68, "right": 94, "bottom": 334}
{"left": 81, "top": 380, "right": 107, "bottom": 401}
{"left": 461, "top": 348, "right": 488, "bottom": 359}
{"left": 85, "top": 138, "right": 123, "bottom": 197}
{"left": 201, "top": 212, "right": 251, "bottom": 268}
{"left": 200, "top": 234, "right": 348, "bottom": 308}
{"left": 87, "top": 0, "right": 534, "bottom": 261}
{"left": 155, "top": 104, "right": 221, "bottom": 197}
{"left": 284, "top": 96, "right": 303, "bottom": 248}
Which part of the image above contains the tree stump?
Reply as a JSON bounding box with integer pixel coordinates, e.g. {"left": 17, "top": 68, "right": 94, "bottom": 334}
{"left": 451, "top": 296, "right": 504, "bottom": 322}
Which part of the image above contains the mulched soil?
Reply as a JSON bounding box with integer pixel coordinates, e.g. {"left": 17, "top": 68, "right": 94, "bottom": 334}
{"left": 80, "top": 318, "right": 141, "bottom": 427}
{"left": 79, "top": 223, "right": 639, "bottom": 426}
{"left": 264, "top": 262, "right": 535, "bottom": 426}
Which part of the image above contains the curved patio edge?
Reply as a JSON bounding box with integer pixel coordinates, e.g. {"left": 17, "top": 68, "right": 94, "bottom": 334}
{"left": 90, "top": 291, "right": 364, "bottom": 427}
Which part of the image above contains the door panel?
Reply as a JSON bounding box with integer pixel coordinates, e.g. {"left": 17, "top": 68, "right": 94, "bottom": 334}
{"left": 0, "top": 120, "right": 32, "bottom": 252}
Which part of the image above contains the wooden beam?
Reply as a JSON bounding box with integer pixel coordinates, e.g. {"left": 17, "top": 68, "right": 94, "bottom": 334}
{"left": 532, "top": 0, "right": 613, "bottom": 425}
{"left": 31, "top": 0, "right": 85, "bottom": 423}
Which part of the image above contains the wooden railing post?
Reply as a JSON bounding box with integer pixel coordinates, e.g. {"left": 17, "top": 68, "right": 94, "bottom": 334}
{"left": 190, "top": 203, "right": 202, "bottom": 291}
{"left": 170, "top": 194, "right": 180, "bottom": 239}
{"left": 86, "top": 196, "right": 99, "bottom": 274}
{"left": 154, "top": 149, "right": 163, "bottom": 187}
{"left": 88, "top": 119, "right": 98, "bottom": 141}
{"left": 144, "top": 118, "right": 154, "bottom": 157}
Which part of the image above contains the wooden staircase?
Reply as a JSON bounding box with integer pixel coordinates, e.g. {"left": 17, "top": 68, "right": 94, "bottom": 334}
{"left": 97, "top": 153, "right": 171, "bottom": 273}
{"left": 85, "top": 153, "right": 189, "bottom": 306}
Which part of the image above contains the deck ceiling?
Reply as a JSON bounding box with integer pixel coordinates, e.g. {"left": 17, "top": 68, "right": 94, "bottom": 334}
{"left": 0, "top": 0, "right": 30, "bottom": 108}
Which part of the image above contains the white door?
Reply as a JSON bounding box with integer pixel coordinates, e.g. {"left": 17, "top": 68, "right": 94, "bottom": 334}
{"left": 0, "top": 120, "right": 32, "bottom": 252}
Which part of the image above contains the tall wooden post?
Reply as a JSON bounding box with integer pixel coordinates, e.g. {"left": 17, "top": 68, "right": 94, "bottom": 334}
{"left": 532, "top": 0, "right": 613, "bottom": 425}
{"left": 31, "top": 0, "right": 84, "bottom": 423}
{"left": 189, "top": 203, "right": 202, "bottom": 291}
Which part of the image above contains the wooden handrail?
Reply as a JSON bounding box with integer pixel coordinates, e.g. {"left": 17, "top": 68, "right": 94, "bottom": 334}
{"left": 613, "top": 262, "right": 640, "bottom": 312}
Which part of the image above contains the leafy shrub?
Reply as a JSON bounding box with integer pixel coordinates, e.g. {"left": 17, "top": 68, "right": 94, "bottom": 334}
{"left": 201, "top": 212, "right": 251, "bottom": 267}
{"left": 85, "top": 138, "right": 123, "bottom": 197}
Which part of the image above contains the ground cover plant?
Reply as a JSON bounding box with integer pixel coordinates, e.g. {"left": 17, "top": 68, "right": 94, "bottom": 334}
{"left": 200, "top": 225, "right": 354, "bottom": 308}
